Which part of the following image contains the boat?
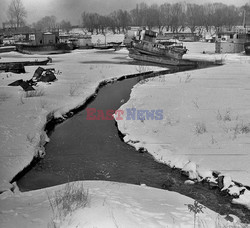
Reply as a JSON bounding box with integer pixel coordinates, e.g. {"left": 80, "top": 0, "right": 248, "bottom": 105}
{"left": 128, "top": 30, "right": 194, "bottom": 66}
{"left": 94, "top": 42, "right": 125, "bottom": 50}
{"left": 16, "top": 43, "right": 71, "bottom": 55}
{"left": 0, "top": 62, "right": 25, "bottom": 73}
{"left": 93, "top": 44, "right": 114, "bottom": 50}
{"left": 244, "top": 30, "right": 250, "bottom": 55}
{"left": 15, "top": 31, "right": 71, "bottom": 55}
{"left": 78, "top": 35, "right": 94, "bottom": 49}
{"left": 135, "top": 39, "right": 187, "bottom": 59}
{"left": 243, "top": 10, "right": 250, "bottom": 55}
{"left": 215, "top": 30, "right": 247, "bottom": 53}
{"left": 0, "top": 57, "right": 52, "bottom": 73}
{"left": 0, "top": 57, "right": 52, "bottom": 66}
{"left": 129, "top": 48, "right": 195, "bottom": 66}
{"left": 216, "top": 11, "right": 250, "bottom": 54}
{"left": 157, "top": 32, "right": 200, "bottom": 42}
{"left": 244, "top": 41, "right": 250, "bottom": 55}
{"left": 0, "top": 45, "right": 16, "bottom": 53}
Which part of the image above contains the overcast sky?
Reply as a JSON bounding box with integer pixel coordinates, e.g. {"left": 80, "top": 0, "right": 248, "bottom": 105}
{"left": 0, "top": 0, "right": 249, "bottom": 25}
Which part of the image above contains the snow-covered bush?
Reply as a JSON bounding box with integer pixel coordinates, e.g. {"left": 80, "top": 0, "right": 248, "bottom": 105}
{"left": 48, "top": 182, "right": 89, "bottom": 227}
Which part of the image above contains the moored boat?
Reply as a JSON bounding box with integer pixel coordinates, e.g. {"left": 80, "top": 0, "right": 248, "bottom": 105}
{"left": 128, "top": 30, "right": 191, "bottom": 66}
{"left": 134, "top": 39, "right": 187, "bottom": 59}
{"left": 93, "top": 44, "right": 114, "bottom": 50}
{"left": 0, "top": 57, "right": 52, "bottom": 73}
{"left": 129, "top": 48, "right": 195, "bottom": 66}
{"left": 16, "top": 43, "right": 71, "bottom": 55}
{"left": 244, "top": 41, "right": 250, "bottom": 55}
{"left": 0, "top": 45, "right": 16, "bottom": 53}
{"left": 0, "top": 57, "right": 52, "bottom": 66}
{"left": 15, "top": 31, "right": 71, "bottom": 55}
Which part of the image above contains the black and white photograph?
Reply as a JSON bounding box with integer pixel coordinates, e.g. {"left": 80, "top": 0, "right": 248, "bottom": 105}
{"left": 0, "top": 0, "right": 250, "bottom": 227}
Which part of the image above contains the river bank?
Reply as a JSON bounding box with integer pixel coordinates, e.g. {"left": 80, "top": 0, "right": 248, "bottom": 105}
{"left": 116, "top": 45, "right": 250, "bottom": 210}
{"left": 0, "top": 41, "right": 247, "bottom": 227}
{"left": 0, "top": 48, "right": 160, "bottom": 191}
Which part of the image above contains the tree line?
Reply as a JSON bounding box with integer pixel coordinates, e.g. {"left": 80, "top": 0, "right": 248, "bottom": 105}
{"left": 82, "top": 2, "right": 250, "bottom": 35}
{"left": 5, "top": 0, "right": 72, "bottom": 32}
{"left": 4, "top": 0, "right": 250, "bottom": 36}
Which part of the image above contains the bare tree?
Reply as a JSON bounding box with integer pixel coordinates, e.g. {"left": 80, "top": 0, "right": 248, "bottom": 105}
{"left": 185, "top": 4, "right": 204, "bottom": 34}
{"left": 8, "top": 0, "right": 27, "bottom": 28}
{"left": 60, "top": 20, "right": 72, "bottom": 33}
{"left": 146, "top": 4, "right": 161, "bottom": 31}
{"left": 160, "top": 3, "right": 172, "bottom": 32}
{"left": 130, "top": 3, "right": 148, "bottom": 27}
{"left": 203, "top": 3, "right": 215, "bottom": 33}
{"left": 81, "top": 12, "right": 100, "bottom": 34}
{"left": 81, "top": 2, "right": 243, "bottom": 35}
{"left": 169, "top": 3, "right": 186, "bottom": 32}
{"left": 116, "top": 10, "right": 131, "bottom": 33}
{"left": 241, "top": 3, "right": 250, "bottom": 26}
{"left": 33, "top": 16, "right": 57, "bottom": 32}
{"left": 130, "top": 4, "right": 140, "bottom": 26}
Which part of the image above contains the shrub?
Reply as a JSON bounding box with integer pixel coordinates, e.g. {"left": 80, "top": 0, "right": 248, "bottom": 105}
{"left": 240, "top": 123, "right": 250, "bottom": 134}
{"left": 48, "top": 182, "right": 89, "bottom": 222}
{"left": 194, "top": 122, "right": 207, "bottom": 135}
{"left": 217, "top": 109, "right": 232, "bottom": 122}
{"left": 69, "top": 82, "right": 80, "bottom": 96}
{"left": 184, "top": 73, "right": 193, "bottom": 83}
{"left": 0, "top": 91, "right": 10, "bottom": 103}
{"left": 231, "top": 122, "right": 250, "bottom": 139}
{"left": 185, "top": 200, "right": 205, "bottom": 228}
{"left": 25, "top": 89, "right": 45, "bottom": 97}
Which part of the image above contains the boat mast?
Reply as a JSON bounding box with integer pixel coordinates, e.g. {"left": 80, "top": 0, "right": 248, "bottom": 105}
{"left": 243, "top": 10, "right": 246, "bottom": 29}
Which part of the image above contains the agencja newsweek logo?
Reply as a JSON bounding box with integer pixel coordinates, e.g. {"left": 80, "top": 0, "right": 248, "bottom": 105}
{"left": 86, "top": 108, "right": 163, "bottom": 120}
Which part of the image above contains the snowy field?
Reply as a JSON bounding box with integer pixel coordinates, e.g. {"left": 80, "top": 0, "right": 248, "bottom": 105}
{"left": 0, "top": 37, "right": 249, "bottom": 227}
{"left": 0, "top": 47, "right": 156, "bottom": 190}
{"left": 116, "top": 42, "right": 250, "bottom": 210}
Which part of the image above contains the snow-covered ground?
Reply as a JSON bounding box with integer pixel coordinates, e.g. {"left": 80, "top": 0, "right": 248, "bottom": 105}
{"left": 116, "top": 42, "right": 250, "bottom": 210}
{"left": 0, "top": 39, "right": 249, "bottom": 227}
{"left": 0, "top": 47, "right": 161, "bottom": 191}
{"left": 0, "top": 181, "right": 233, "bottom": 228}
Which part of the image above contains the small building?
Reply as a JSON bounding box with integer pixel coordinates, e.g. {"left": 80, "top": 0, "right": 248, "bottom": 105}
{"left": 0, "top": 25, "right": 35, "bottom": 41}
{"left": 78, "top": 35, "right": 92, "bottom": 48}
{"left": 33, "top": 31, "right": 59, "bottom": 45}
{"left": 59, "top": 33, "right": 93, "bottom": 49}
{"left": 124, "top": 26, "right": 142, "bottom": 46}
{"left": 59, "top": 34, "right": 70, "bottom": 43}
{"left": 215, "top": 28, "right": 248, "bottom": 53}
{"left": 158, "top": 32, "right": 200, "bottom": 42}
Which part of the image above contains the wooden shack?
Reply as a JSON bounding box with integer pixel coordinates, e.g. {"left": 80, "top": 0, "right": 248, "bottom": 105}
{"left": 215, "top": 30, "right": 246, "bottom": 53}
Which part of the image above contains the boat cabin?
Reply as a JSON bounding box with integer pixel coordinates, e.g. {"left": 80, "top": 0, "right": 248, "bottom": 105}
{"left": 142, "top": 30, "right": 157, "bottom": 42}
{"left": 78, "top": 35, "right": 92, "bottom": 48}
{"left": 33, "top": 31, "right": 60, "bottom": 45}
{"left": 123, "top": 26, "right": 141, "bottom": 46}
{"left": 215, "top": 28, "right": 248, "bottom": 53}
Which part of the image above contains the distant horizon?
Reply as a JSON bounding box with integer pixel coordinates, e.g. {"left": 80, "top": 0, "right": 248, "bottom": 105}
{"left": 0, "top": 0, "right": 249, "bottom": 25}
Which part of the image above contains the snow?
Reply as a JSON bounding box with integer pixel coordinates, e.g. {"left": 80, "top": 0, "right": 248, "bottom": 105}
{"left": 116, "top": 42, "right": 250, "bottom": 209}
{"left": 0, "top": 39, "right": 249, "bottom": 227}
{"left": 0, "top": 181, "right": 230, "bottom": 228}
{"left": 233, "top": 189, "right": 250, "bottom": 209}
{"left": 0, "top": 48, "right": 158, "bottom": 190}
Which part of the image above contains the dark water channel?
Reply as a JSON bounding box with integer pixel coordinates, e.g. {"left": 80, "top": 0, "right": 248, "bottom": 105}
{"left": 16, "top": 63, "right": 250, "bottom": 223}
{"left": 17, "top": 71, "right": 175, "bottom": 190}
